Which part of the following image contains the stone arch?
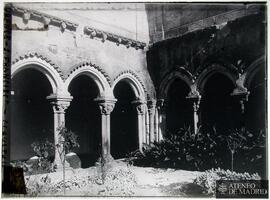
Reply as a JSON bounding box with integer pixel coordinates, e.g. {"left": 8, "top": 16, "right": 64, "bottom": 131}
{"left": 65, "top": 62, "right": 113, "bottom": 98}
{"left": 244, "top": 56, "right": 266, "bottom": 89}
{"left": 11, "top": 53, "right": 64, "bottom": 94}
{"left": 112, "top": 71, "right": 146, "bottom": 100}
{"left": 196, "top": 64, "right": 237, "bottom": 94}
{"left": 159, "top": 70, "right": 193, "bottom": 99}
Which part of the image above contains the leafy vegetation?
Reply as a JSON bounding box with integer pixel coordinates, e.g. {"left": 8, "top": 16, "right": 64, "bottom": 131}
{"left": 55, "top": 126, "right": 80, "bottom": 195}
{"left": 193, "top": 168, "right": 261, "bottom": 195}
{"left": 127, "top": 126, "right": 266, "bottom": 177}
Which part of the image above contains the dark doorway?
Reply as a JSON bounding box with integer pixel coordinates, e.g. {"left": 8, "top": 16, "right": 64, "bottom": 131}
{"left": 201, "top": 73, "right": 238, "bottom": 133}
{"left": 11, "top": 68, "right": 54, "bottom": 161}
{"left": 166, "top": 79, "right": 192, "bottom": 134}
{"left": 111, "top": 81, "right": 138, "bottom": 159}
{"left": 66, "top": 75, "right": 101, "bottom": 168}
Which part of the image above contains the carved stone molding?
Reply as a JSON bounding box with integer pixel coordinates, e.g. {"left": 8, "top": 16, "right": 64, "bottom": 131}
{"left": 113, "top": 70, "right": 147, "bottom": 95}
{"left": 95, "top": 97, "right": 117, "bottom": 115}
{"left": 66, "top": 61, "right": 112, "bottom": 86}
{"left": 10, "top": 4, "right": 78, "bottom": 31}
{"left": 84, "top": 26, "right": 146, "bottom": 50}
{"left": 12, "top": 52, "right": 65, "bottom": 80}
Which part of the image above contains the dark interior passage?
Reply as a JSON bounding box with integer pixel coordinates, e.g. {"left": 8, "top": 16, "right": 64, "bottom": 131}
{"left": 201, "top": 73, "right": 239, "bottom": 133}
{"left": 66, "top": 75, "right": 101, "bottom": 168}
{"left": 246, "top": 67, "right": 266, "bottom": 132}
{"left": 11, "top": 68, "right": 54, "bottom": 161}
{"left": 166, "top": 79, "right": 192, "bottom": 134}
{"left": 244, "top": 66, "right": 266, "bottom": 178}
{"left": 111, "top": 81, "right": 138, "bottom": 159}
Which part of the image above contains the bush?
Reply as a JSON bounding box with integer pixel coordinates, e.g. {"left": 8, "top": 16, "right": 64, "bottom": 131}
{"left": 127, "top": 126, "right": 224, "bottom": 170}
{"left": 127, "top": 127, "right": 266, "bottom": 177}
{"left": 193, "top": 168, "right": 261, "bottom": 195}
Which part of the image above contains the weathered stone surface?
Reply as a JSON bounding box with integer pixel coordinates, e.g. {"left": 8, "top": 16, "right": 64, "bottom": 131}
{"left": 66, "top": 152, "right": 81, "bottom": 169}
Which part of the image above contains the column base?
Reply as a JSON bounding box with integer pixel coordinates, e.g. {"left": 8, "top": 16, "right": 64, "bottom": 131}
{"left": 95, "top": 154, "right": 114, "bottom": 165}
{"left": 54, "top": 161, "right": 71, "bottom": 172}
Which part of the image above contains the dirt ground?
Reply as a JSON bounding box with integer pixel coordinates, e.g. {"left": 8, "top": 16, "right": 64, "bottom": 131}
{"left": 24, "top": 160, "right": 205, "bottom": 197}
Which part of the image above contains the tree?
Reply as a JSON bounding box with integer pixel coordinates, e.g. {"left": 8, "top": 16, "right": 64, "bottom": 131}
{"left": 56, "top": 126, "right": 79, "bottom": 195}
{"left": 226, "top": 129, "right": 246, "bottom": 171}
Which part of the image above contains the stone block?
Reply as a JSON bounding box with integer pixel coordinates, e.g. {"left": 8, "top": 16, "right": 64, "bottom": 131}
{"left": 66, "top": 152, "right": 81, "bottom": 169}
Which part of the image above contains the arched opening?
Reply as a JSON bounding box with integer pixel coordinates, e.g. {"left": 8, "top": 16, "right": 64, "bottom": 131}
{"left": 66, "top": 75, "right": 101, "bottom": 168}
{"left": 201, "top": 73, "right": 238, "bottom": 133}
{"left": 244, "top": 66, "right": 266, "bottom": 178}
{"left": 11, "top": 68, "right": 54, "bottom": 162}
{"left": 246, "top": 67, "right": 266, "bottom": 132}
{"left": 166, "top": 79, "right": 192, "bottom": 134}
{"left": 111, "top": 81, "right": 138, "bottom": 159}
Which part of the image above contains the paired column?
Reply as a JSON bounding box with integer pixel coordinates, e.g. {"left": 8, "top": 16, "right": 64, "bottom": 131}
{"left": 231, "top": 89, "right": 250, "bottom": 128}
{"left": 95, "top": 97, "right": 117, "bottom": 162}
{"left": 157, "top": 99, "right": 166, "bottom": 141}
{"left": 186, "top": 93, "right": 201, "bottom": 134}
{"left": 132, "top": 99, "right": 146, "bottom": 152}
{"left": 147, "top": 99, "right": 156, "bottom": 144}
{"left": 47, "top": 94, "right": 73, "bottom": 168}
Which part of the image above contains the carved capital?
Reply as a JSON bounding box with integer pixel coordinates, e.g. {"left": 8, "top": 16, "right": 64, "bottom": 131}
{"left": 186, "top": 94, "right": 201, "bottom": 112}
{"left": 156, "top": 99, "right": 166, "bottom": 111}
{"left": 132, "top": 99, "right": 146, "bottom": 115}
{"left": 51, "top": 101, "right": 70, "bottom": 113}
{"left": 47, "top": 94, "right": 73, "bottom": 114}
{"left": 95, "top": 97, "right": 117, "bottom": 115}
{"left": 98, "top": 103, "right": 115, "bottom": 115}
{"left": 231, "top": 90, "right": 250, "bottom": 114}
{"left": 147, "top": 99, "right": 156, "bottom": 114}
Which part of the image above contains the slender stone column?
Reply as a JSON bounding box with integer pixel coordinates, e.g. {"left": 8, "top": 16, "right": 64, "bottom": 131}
{"left": 231, "top": 89, "right": 249, "bottom": 128}
{"left": 145, "top": 108, "right": 150, "bottom": 144}
{"left": 47, "top": 94, "right": 73, "bottom": 169}
{"left": 154, "top": 108, "right": 159, "bottom": 142}
{"left": 148, "top": 99, "right": 156, "bottom": 143}
{"left": 132, "top": 99, "right": 146, "bottom": 152}
{"left": 95, "top": 97, "right": 117, "bottom": 163}
{"left": 186, "top": 93, "right": 201, "bottom": 134}
{"left": 157, "top": 99, "right": 165, "bottom": 140}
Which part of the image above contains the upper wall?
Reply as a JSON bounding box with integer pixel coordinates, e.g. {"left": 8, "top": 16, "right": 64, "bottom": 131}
{"left": 145, "top": 3, "right": 263, "bottom": 43}
{"left": 146, "top": 4, "right": 266, "bottom": 95}
{"left": 9, "top": 3, "right": 155, "bottom": 98}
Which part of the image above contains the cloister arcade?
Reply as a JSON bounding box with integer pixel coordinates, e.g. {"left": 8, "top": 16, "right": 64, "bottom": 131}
{"left": 10, "top": 55, "right": 149, "bottom": 168}
{"left": 9, "top": 53, "right": 265, "bottom": 170}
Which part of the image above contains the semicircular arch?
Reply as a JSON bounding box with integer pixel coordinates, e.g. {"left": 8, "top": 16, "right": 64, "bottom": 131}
{"left": 65, "top": 62, "right": 113, "bottom": 98}
{"left": 244, "top": 56, "right": 266, "bottom": 89}
{"left": 112, "top": 71, "right": 146, "bottom": 100}
{"left": 196, "top": 64, "right": 237, "bottom": 94}
{"left": 11, "top": 53, "right": 64, "bottom": 94}
{"left": 159, "top": 70, "right": 193, "bottom": 99}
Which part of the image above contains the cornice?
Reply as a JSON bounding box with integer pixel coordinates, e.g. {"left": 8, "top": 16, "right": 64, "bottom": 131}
{"left": 84, "top": 26, "right": 147, "bottom": 50}
{"left": 8, "top": 4, "right": 147, "bottom": 49}
{"left": 9, "top": 4, "right": 78, "bottom": 32}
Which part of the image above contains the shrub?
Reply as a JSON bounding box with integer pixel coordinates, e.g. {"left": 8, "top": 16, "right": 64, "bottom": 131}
{"left": 127, "top": 126, "right": 224, "bottom": 170}
{"left": 193, "top": 168, "right": 261, "bottom": 195}
{"left": 127, "top": 126, "right": 266, "bottom": 176}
